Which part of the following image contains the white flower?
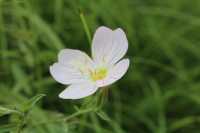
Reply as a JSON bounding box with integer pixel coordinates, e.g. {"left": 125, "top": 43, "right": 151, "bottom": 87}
{"left": 50, "top": 26, "right": 129, "bottom": 99}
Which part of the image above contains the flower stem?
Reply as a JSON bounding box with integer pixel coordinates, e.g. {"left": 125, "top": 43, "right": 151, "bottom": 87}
{"left": 64, "top": 108, "right": 96, "bottom": 122}
{"left": 79, "top": 10, "right": 92, "bottom": 45}
{"left": 16, "top": 113, "right": 26, "bottom": 133}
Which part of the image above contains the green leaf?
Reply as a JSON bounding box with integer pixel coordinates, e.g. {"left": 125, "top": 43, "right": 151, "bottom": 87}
{"left": 73, "top": 105, "right": 80, "bottom": 111}
{"left": 0, "top": 106, "right": 21, "bottom": 117}
{"left": 170, "top": 116, "right": 198, "bottom": 131}
{"left": 22, "top": 94, "right": 46, "bottom": 113}
{"left": 96, "top": 111, "right": 111, "bottom": 122}
{"left": 0, "top": 124, "right": 16, "bottom": 133}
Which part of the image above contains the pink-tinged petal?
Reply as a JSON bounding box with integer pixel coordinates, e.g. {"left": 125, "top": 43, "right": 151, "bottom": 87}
{"left": 59, "top": 82, "right": 98, "bottom": 99}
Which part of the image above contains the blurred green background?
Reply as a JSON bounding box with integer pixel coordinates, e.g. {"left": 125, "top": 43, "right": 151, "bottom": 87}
{"left": 1, "top": 0, "right": 200, "bottom": 132}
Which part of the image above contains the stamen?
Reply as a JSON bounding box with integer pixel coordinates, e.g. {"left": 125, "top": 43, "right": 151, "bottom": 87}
{"left": 90, "top": 68, "right": 107, "bottom": 81}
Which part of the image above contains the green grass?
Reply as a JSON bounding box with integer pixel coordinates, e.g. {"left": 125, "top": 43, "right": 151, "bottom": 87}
{"left": 0, "top": 0, "right": 200, "bottom": 132}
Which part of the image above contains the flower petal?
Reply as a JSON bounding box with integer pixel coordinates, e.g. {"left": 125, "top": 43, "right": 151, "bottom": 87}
{"left": 92, "top": 26, "right": 128, "bottom": 66}
{"left": 92, "top": 26, "right": 113, "bottom": 65}
{"left": 96, "top": 59, "right": 130, "bottom": 87}
{"left": 50, "top": 49, "right": 96, "bottom": 85}
{"left": 58, "top": 49, "right": 94, "bottom": 68}
{"left": 50, "top": 63, "right": 86, "bottom": 85}
{"left": 59, "top": 82, "right": 98, "bottom": 99}
{"left": 107, "top": 28, "right": 128, "bottom": 65}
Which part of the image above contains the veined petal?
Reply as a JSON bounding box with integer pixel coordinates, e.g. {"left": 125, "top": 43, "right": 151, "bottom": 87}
{"left": 92, "top": 26, "right": 128, "bottom": 66}
{"left": 59, "top": 82, "right": 98, "bottom": 99}
{"left": 106, "top": 28, "right": 128, "bottom": 65}
{"left": 55, "top": 49, "right": 95, "bottom": 78}
{"left": 50, "top": 63, "right": 86, "bottom": 85}
{"left": 92, "top": 26, "right": 113, "bottom": 65}
{"left": 96, "top": 59, "right": 129, "bottom": 87}
{"left": 58, "top": 49, "right": 94, "bottom": 69}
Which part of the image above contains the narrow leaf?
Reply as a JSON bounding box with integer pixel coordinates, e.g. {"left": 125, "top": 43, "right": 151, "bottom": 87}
{"left": 0, "top": 124, "right": 16, "bottom": 133}
{"left": 96, "top": 111, "right": 111, "bottom": 122}
{"left": 22, "top": 94, "right": 45, "bottom": 113}
{"left": 0, "top": 106, "right": 21, "bottom": 117}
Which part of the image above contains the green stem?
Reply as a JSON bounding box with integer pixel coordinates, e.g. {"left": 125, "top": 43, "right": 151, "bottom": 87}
{"left": 79, "top": 10, "right": 92, "bottom": 45}
{"left": 97, "top": 88, "right": 108, "bottom": 109}
{"left": 16, "top": 114, "right": 26, "bottom": 133}
{"left": 64, "top": 108, "right": 96, "bottom": 122}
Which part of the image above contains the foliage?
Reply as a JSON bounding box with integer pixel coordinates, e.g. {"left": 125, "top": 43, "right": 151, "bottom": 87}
{"left": 0, "top": 0, "right": 200, "bottom": 132}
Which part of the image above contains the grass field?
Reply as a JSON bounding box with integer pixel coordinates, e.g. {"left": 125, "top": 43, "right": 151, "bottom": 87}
{"left": 0, "top": 0, "right": 200, "bottom": 132}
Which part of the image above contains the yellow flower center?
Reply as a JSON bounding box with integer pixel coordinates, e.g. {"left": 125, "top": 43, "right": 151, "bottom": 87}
{"left": 90, "top": 68, "right": 107, "bottom": 81}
